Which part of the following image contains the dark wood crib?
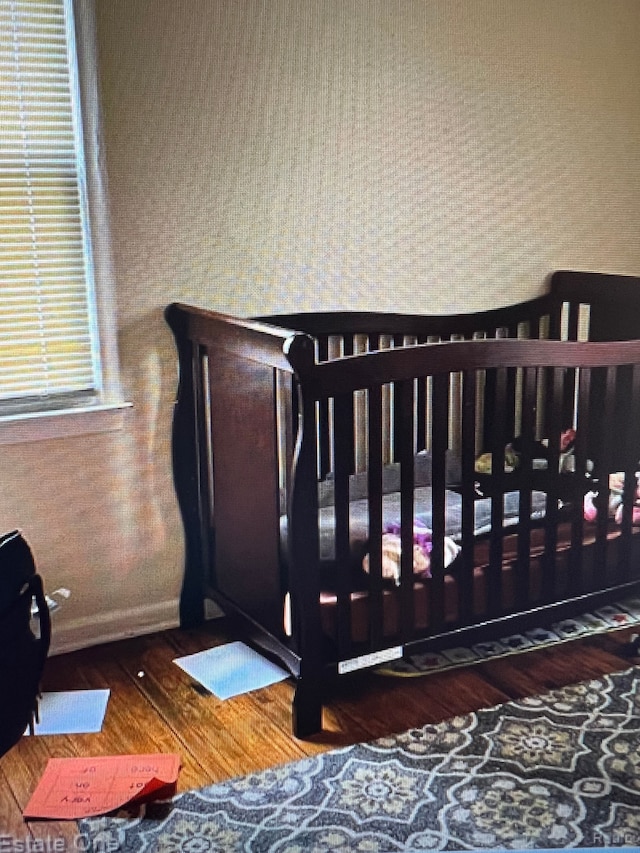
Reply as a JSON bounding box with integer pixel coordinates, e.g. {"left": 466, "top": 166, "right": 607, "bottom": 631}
{"left": 166, "top": 270, "right": 640, "bottom": 737}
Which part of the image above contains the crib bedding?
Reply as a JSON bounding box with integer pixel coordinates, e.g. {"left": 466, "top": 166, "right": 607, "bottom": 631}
{"left": 279, "top": 484, "right": 549, "bottom": 582}
{"left": 280, "top": 448, "right": 549, "bottom": 580}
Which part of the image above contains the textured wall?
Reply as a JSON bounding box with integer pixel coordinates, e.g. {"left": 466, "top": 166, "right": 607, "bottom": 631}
{"left": 98, "top": 0, "right": 640, "bottom": 320}
{"left": 1, "top": 0, "right": 638, "bottom": 652}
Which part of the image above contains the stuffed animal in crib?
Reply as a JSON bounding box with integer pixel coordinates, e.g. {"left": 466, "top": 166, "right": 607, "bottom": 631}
{"left": 583, "top": 471, "right": 640, "bottom": 525}
{"left": 362, "top": 520, "right": 460, "bottom": 586}
{"left": 475, "top": 428, "right": 578, "bottom": 475}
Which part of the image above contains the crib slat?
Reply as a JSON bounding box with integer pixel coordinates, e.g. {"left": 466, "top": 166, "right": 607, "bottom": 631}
{"left": 514, "top": 365, "right": 537, "bottom": 609}
{"left": 367, "top": 385, "right": 384, "bottom": 649}
{"left": 396, "top": 378, "right": 416, "bottom": 643}
{"left": 482, "top": 362, "right": 496, "bottom": 451}
{"left": 341, "top": 336, "right": 356, "bottom": 474}
{"left": 566, "top": 299, "right": 581, "bottom": 341}
{"left": 548, "top": 301, "right": 562, "bottom": 340}
{"left": 429, "top": 373, "right": 449, "bottom": 633}
{"left": 487, "top": 367, "right": 507, "bottom": 615}
{"left": 562, "top": 300, "right": 581, "bottom": 434}
{"left": 317, "top": 337, "right": 331, "bottom": 479}
{"left": 542, "top": 367, "right": 564, "bottom": 598}
{"left": 594, "top": 366, "right": 617, "bottom": 581}
{"left": 504, "top": 323, "right": 519, "bottom": 441}
{"left": 416, "top": 375, "right": 427, "bottom": 451}
{"left": 333, "top": 392, "right": 354, "bottom": 659}
{"left": 459, "top": 370, "right": 477, "bottom": 624}
{"left": 569, "top": 365, "right": 591, "bottom": 592}
{"left": 539, "top": 306, "right": 560, "bottom": 442}
{"left": 618, "top": 364, "right": 640, "bottom": 581}
{"left": 605, "top": 363, "right": 638, "bottom": 585}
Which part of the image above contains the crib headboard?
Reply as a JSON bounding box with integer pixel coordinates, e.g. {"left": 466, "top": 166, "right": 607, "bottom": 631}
{"left": 260, "top": 271, "right": 640, "bottom": 479}
{"left": 552, "top": 270, "right": 640, "bottom": 342}
{"left": 552, "top": 271, "right": 640, "bottom": 469}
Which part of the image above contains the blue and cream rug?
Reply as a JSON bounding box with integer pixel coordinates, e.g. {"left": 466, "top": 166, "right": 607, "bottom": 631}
{"left": 79, "top": 666, "right": 640, "bottom": 851}
{"left": 377, "top": 595, "right": 640, "bottom": 677}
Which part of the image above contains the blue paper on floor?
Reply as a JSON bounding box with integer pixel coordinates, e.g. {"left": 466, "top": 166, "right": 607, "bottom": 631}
{"left": 173, "top": 641, "right": 288, "bottom": 700}
{"left": 28, "top": 689, "right": 110, "bottom": 735}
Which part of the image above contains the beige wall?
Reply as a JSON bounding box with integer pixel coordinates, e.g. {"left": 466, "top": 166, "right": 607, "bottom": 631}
{"left": 2, "top": 0, "right": 638, "bottom": 653}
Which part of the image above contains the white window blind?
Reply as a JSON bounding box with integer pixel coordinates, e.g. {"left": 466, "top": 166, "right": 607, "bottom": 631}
{"left": 0, "top": 0, "right": 101, "bottom": 413}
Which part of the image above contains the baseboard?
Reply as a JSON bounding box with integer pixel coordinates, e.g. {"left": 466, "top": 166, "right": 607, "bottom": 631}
{"left": 48, "top": 598, "right": 181, "bottom": 656}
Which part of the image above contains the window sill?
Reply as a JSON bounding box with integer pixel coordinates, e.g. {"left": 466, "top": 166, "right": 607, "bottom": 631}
{"left": 0, "top": 402, "right": 133, "bottom": 445}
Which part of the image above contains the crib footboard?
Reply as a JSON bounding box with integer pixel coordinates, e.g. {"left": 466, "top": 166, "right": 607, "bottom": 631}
{"left": 166, "top": 302, "right": 330, "bottom": 735}
{"left": 164, "top": 305, "right": 310, "bottom": 630}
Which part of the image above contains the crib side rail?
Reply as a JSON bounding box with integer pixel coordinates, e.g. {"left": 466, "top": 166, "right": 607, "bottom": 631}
{"left": 295, "top": 337, "right": 640, "bottom": 397}
{"left": 287, "top": 335, "right": 640, "bottom": 667}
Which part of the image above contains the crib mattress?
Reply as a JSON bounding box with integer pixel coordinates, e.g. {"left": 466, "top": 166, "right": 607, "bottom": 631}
{"left": 279, "top": 485, "right": 548, "bottom": 584}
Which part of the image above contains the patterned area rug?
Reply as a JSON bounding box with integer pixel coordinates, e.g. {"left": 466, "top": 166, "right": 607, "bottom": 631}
{"left": 79, "top": 666, "right": 640, "bottom": 852}
{"left": 377, "top": 596, "right": 640, "bottom": 677}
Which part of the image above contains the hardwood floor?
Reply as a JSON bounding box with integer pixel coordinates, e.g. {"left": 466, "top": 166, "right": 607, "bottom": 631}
{"left": 2, "top": 615, "right": 639, "bottom": 844}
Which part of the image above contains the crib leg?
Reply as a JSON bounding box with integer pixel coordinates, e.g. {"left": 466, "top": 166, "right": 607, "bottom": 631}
{"left": 292, "top": 678, "right": 323, "bottom": 739}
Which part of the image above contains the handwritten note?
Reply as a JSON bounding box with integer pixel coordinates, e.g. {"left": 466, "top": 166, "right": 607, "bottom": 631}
{"left": 23, "top": 753, "right": 181, "bottom": 820}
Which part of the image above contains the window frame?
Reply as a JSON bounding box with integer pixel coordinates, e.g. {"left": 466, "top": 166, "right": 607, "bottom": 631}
{"left": 0, "top": 0, "right": 129, "bottom": 444}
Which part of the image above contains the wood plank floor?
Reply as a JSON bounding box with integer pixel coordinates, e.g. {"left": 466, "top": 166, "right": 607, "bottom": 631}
{"left": 2, "top": 616, "right": 639, "bottom": 844}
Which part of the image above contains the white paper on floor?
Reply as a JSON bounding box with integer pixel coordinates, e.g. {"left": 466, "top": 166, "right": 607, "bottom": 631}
{"left": 27, "top": 689, "right": 110, "bottom": 735}
{"left": 173, "top": 641, "right": 288, "bottom": 700}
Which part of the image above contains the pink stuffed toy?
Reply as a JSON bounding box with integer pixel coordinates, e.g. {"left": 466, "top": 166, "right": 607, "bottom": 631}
{"left": 584, "top": 471, "right": 640, "bottom": 525}
{"left": 583, "top": 491, "right": 598, "bottom": 523}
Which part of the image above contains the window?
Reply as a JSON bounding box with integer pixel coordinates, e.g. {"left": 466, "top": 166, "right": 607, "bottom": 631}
{"left": 0, "top": 0, "right": 126, "bottom": 441}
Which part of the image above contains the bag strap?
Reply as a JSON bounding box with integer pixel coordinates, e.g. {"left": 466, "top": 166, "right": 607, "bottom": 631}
{"left": 0, "top": 530, "right": 37, "bottom": 616}
{"left": 30, "top": 574, "right": 51, "bottom": 669}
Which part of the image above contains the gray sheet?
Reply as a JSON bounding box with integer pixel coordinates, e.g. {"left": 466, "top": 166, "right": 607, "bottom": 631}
{"left": 280, "top": 486, "right": 548, "bottom": 566}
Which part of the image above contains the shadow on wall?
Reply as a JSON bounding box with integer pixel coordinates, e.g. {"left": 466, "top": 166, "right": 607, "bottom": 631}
{"left": 116, "top": 307, "right": 182, "bottom": 569}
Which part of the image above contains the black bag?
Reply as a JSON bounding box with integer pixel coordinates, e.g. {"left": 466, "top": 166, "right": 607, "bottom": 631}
{"left": 0, "top": 530, "right": 51, "bottom": 757}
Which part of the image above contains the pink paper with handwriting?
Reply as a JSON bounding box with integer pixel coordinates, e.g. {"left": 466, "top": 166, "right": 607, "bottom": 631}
{"left": 23, "top": 753, "right": 180, "bottom": 820}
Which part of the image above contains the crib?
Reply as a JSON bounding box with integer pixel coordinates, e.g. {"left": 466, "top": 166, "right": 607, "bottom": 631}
{"left": 166, "top": 270, "right": 640, "bottom": 737}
